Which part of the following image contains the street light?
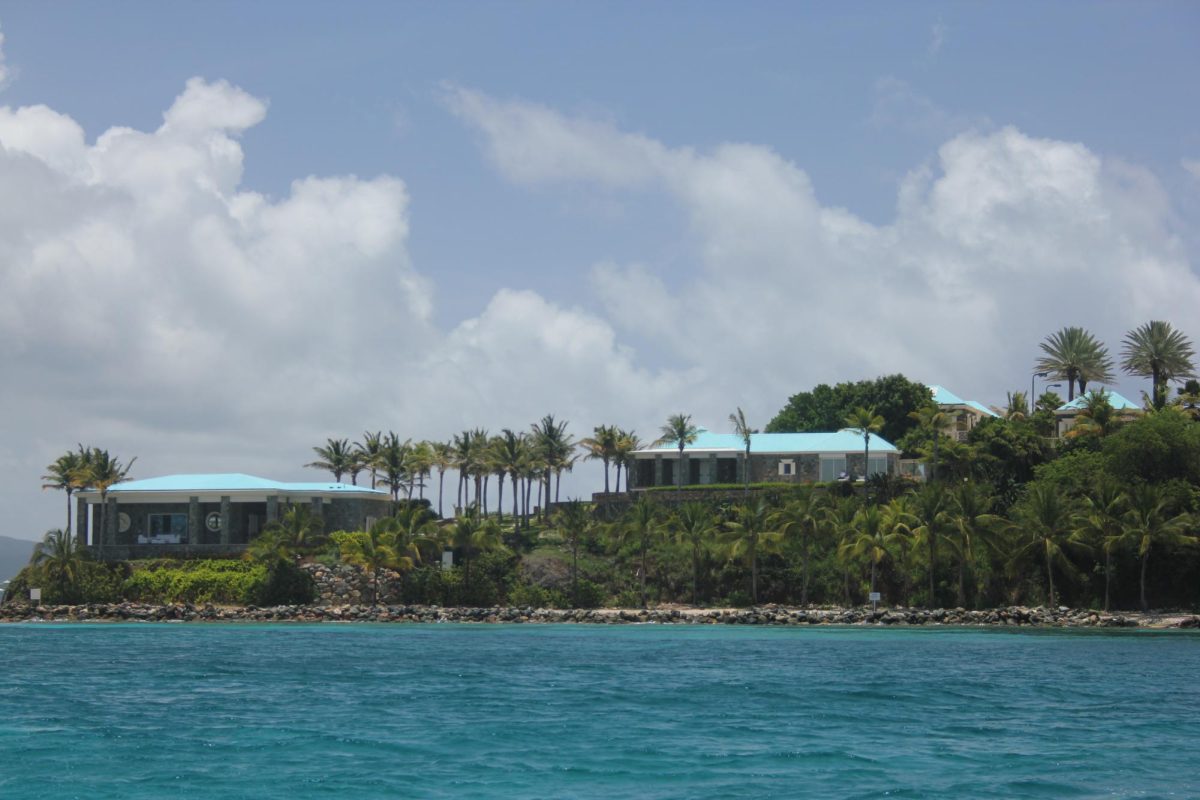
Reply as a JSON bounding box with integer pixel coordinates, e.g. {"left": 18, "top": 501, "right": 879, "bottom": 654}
{"left": 1031, "top": 372, "right": 1050, "bottom": 415}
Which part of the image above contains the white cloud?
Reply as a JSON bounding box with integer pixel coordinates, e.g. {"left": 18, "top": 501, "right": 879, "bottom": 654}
{"left": 871, "top": 77, "right": 991, "bottom": 140}
{"left": 451, "top": 88, "right": 1200, "bottom": 429}
{"left": 1183, "top": 158, "right": 1200, "bottom": 181}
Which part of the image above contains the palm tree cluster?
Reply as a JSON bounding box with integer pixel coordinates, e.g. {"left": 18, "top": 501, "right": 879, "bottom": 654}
{"left": 307, "top": 420, "right": 642, "bottom": 526}
{"left": 41, "top": 446, "right": 136, "bottom": 543}
{"left": 1036, "top": 321, "right": 1196, "bottom": 408}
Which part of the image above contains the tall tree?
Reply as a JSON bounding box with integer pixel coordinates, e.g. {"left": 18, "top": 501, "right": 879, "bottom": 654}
{"left": 773, "top": 489, "right": 828, "bottom": 606}
{"left": 722, "top": 499, "right": 779, "bottom": 604}
{"left": 673, "top": 501, "right": 717, "bottom": 606}
{"left": 613, "top": 429, "right": 641, "bottom": 493}
{"left": 1120, "top": 483, "right": 1195, "bottom": 612}
{"left": 1121, "top": 320, "right": 1197, "bottom": 409}
{"left": 354, "top": 431, "right": 385, "bottom": 490}
{"left": 379, "top": 434, "right": 411, "bottom": 502}
{"left": 443, "top": 515, "right": 505, "bottom": 593}
{"left": 29, "top": 528, "right": 91, "bottom": 603}
{"left": 579, "top": 425, "right": 620, "bottom": 494}
{"left": 1035, "top": 326, "right": 1114, "bottom": 400}
{"left": 844, "top": 406, "right": 884, "bottom": 482}
{"left": 1075, "top": 478, "right": 1126, "bottom": 613}
{"left": 842, "top": 504, "right": 888, "bottom": 601}
{"left": 728, "top": 407, "right": 758, "bottom": 494}
{"left": 430, "top": 441, "right": 454, "bottom": 518}
{"left": 531, "top": 415, "right": 572, "bottom": 519}
{"left": 766, "top": 374, "right": 929, "bottom": 444}
{"left": 87, "top": 448, "right": 135, "bottom": 551}
{"left": 41, "top": 447, "right": 90, "bottom": 536}
{"left": 1013, "top": 484, "right": 1087, "bottom": 608}
{"left": 618, "top": 495, "right": 662, "bottom": 608}
{"left": 910, "top": 484, "right": 949, "bottom": 607}
{"left": 656, "top": 414, "right": 698, "bottom": 490}
{"left": 339, "top": 524, "right": 410, "bottom": 603}
{"left": 947, "top": 483, "right": 1002, "bottom": 608}
{"left": 907, "top": 404, "right": 953, "bottom": 482}
{"left": 554, "top": 501, "right": 592, "bottom": 606}
{"left": 306, "top": 438, "right": 354, "bottom": 483}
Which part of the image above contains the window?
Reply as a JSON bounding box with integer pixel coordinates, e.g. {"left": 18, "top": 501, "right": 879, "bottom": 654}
{"left": 716, "top": 459, "right": 737, "bottom": 482}
{"left": 662, "top": 460, "right": 675, "bottom": 487}
{"left": 820, "top": 457, "right": 847, "bottom": 482}
{"left": 688, "top": 458, "right": 702, "bottom": 485}
{"left": 778, "top": 459, "right": 794, "bottom": 477}
{"left": 637, "top": 460, "right": 655, "bottom": 488}
{"left": 144, "top": 513, "right": 187, "bottom": 544}
{"left": 867, "top": 456, "right": 889, "bottom": 477}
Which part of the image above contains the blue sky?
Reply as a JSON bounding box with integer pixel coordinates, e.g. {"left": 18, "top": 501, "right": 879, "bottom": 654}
{"left": 1, "top": 3, "right": 1199, "bottom": 539}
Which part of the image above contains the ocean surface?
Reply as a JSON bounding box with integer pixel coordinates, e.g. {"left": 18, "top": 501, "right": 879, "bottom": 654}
{"left": 0, "top": 623, "right": 1197, "bottom": 799}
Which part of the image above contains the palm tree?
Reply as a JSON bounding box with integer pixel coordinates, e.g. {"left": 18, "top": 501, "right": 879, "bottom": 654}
{"left": 772, "top": 489, "right": 827, "bottom": 606}
{"left": 618, "top": 495, "right": 662, "bottom": 608}
{"left": 673, "top": 501, "right": 716, "bottom": 606}
{"left": 87, "top": 448, "right": 135, "bottom": 551}
{"left": 579, "top": 425, "right": 619, "bottom": 494}
{"left": 531, "top": 415, "right": 571, "bottom": 519}
{"left": 1004, "top": 391, "right": 1029, "bottom": 421}
{"left": 443, "top": 515, "right": 505, "bottom": 593}
{"left": 910, "top": 484, "right": 949, "bottom": 607}
{"left": 841, "top": 504, "right": 888, "bottom": 602}
{"left": 1075, "top": 478, "right": 1126, "bottom": 612}
{"left": 613, "top": 429, "right": 641, "bottom": 493}
{"left": 494, "top": 430, "right": 528, "bottom": 525}
{"left": 1013, "top": 484, "right": 1087, "bottom": 608}
{"left": 728, "top": 407, "right": 758, "bottom": 494}
{"left": 355, "top": 431, "right": 385, "bottom": 490}
{"left": 1121, "top": 320, "right": 1197, "bottom": 409}
{"left": 722, "top": 499, "right": 779, "bottom": 605}
{"left": 554, "top": 500, "right": 592, "bottom": 606}
{"left": 1120, "top": 483, "right": 1195, "bottom": 611}
{"left": 259, "top": 505, "right": 325, "bottom": 556}
{"left": 306, "top": 438, "right": 355, "bottom": 483}
{"left": 824, "top": 496, "right": 861, "bottom": 605}
{"left": 379, "top": 434, "right": 412, "bottom": 502}
{"left": 947, "top": 483, "right": 1002, "bottom": 608}
{"left": 30, "top": 528, "right": 90, "bottom": 603}
{"left": 41, "top": 448, "right": 90, "bottom": 535}
{"left": 908, "top": 404, "right": 952, "bottom": 482}
{"left": 656, "top": 414, "right": 698, "bottom": 490}
{"left": 430, "top": 441, "right": 454, "bottom": 518}
{"left": 1036, "top": 326, "right": 1114, "bottom": 400}
{"left": 844, "top": 406, "right": 884, "bottom": 483}
{"left": 880, "top": 497, "right": 917, "bottom": 606}
{"left": 407, "top": 441, "right": 434, "bottom": 501}
{"left": 339, "top": 524, "right": 410, "bottom": 603}
{"left": 1065, "top": 388, "right": 1122, "bottom": 439}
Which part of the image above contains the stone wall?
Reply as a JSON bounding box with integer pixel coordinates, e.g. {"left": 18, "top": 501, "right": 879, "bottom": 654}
{"left": 302, "top": 562, "right": 405, "bottom": 607}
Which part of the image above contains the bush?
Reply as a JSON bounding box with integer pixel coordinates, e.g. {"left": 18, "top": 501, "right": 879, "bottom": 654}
{"left": 121, "top": 560, "right": 266, "bottom": 604}
{"left": 507, "top": 582, "right": 567, "bottom": 609}
{"left": 253, "top": 559, "right": 316, "bottom": 605}
{"left": 5, "top": 561, "right": 126, "bottom": 605}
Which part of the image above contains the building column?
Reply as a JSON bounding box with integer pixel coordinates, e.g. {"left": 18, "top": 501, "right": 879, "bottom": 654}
{"left": 76, "top": 497, "right": 89, "bottom": 548}
{"left": 219, "top": 496, "right": 231, "bottom": 546}
{"left": 188, "top": 497, "right": 201, "bottom": 545}
{"left": 266, "top": 495, "right": 279, "bottom": 523}
{"left": 653, "top": 455, "right": 663, "bottom": 487}
{"left": 105, "top": 497, "right": 118, "bottom": 548}
{"left": 310, "top": 497, "right": 323, "bottom": 521}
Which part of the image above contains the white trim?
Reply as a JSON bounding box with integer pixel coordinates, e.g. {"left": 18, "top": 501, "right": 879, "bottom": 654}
{"left": 77, "top": 489, "right": 389, "bottom": 504}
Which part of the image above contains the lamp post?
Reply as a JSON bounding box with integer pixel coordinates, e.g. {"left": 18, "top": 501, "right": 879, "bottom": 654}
{"left": 1031, "top": 372, "right": 1050, "bottom": 415}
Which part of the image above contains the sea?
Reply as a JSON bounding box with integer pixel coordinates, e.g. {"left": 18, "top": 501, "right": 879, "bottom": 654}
{"left": 0, "top": 623, "right": 1196, "bottom": 799}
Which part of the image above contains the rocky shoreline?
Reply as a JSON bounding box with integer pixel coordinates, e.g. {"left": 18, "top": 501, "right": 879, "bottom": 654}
{"left": 2, "top": 602, "right": 1199, "bottom": 628}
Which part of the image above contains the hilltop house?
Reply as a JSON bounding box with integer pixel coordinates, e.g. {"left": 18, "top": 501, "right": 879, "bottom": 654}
{"left": 628, "top": 429, "right": 899, "bottom": 489}
{"left": 76, "top": 474, "right": 392, "bottom": 559}
{"left": 1054, "top": 390, "right": 1142, "bottom": 437}
{"left": 929, "top": 384, "right": 999, "bottom": 441}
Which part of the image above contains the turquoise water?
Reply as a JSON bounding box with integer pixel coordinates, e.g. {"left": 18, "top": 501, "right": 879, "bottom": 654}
{"left": 1, "top": 624, "right": 1197, "bottom": 799}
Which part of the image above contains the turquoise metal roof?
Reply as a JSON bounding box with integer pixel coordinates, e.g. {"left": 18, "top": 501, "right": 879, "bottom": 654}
{"left": 103, "top": 473, "right": 389, "bottom": 495}
{"left": 929, "top": 385, "right": 999, "bottom": 417}
{"left": 640, "top": 430, "right": 897, "bottom": 454}
{"left": 1057, "top": 390, "right": 1141, "bottom": 412}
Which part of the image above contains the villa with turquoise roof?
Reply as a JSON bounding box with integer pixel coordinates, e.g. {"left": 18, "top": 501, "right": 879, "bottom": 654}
{"left": 929, "top": 384, "right": 999, "bottom": 441}
{"left": 628, "top": 429, "right": 899, "bottom": 489}
{"left": 76, "top": 474, "right": 392, "bottom": 558}
{"left": 1054, "top": 389, "right": 1142, "bottom": 436}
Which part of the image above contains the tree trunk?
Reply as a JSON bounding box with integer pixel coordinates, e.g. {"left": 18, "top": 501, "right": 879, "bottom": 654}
{"left": 1104, "top": 547, "right": 1111, "bottom": 613}
{"left": 438, "top": 471, "right": 445, "bottom": 518}
{"left": 511, "top": 474, "right": 519, "bottom": 524}
{"left": 957, "top": 550, "right": 966, "bottom": 608}
{"left": 751, "top": 540, "right": 759, "bottom": 605}
{"left": 927, "top": 530, "right": 936, "bottom": 607}
{"left": 482, "top": 475, "right": 489, "bottom": 517}
{"left": 1045, "top": 542, "right": 1056, "bottom": 608}
{"left": 603, "top": 457, "right": 610, "bottom": 493}
{"left": 692, "top": 544, "right": 699, "bottom": 606}
{"left": 555, "top": 470, "right": 562, "bottom": 504}
{"left": 1140, "top": 549, "right": 1149, "bottom": 612}
{"left": 640, "top": 544, "right": 648, "bottom": 608}
{"left": 801, "top": 534, "right": 810, "bottom": 606}
{"left": 496, "top": 477, "right": 504, "bottom": 524}
{"left": 572, "top": 540, "right": 579, "bottom": 607}
{"left": 65, "top": 491, "right": 73, "bottom": 538}
{"left": 870, "top": 559, "right": 877, "bottom": 597}
{"left": 615, "top": 462, "right": 623, "bottom": 493}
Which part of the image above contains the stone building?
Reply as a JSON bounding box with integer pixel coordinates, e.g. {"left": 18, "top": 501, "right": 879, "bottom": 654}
{"left": 75, "top": 474, "right": 393, "bottom": 559}
{"left": 929, "top": 384, "right": 999, "bottom": 441}
{"left": 629, "top": 430, "right": 899, "bottom": 489}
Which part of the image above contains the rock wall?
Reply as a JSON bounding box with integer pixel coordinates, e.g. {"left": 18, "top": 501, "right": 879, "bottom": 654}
{"left": 302, "top": 562, "right": 404, "bottom": 606}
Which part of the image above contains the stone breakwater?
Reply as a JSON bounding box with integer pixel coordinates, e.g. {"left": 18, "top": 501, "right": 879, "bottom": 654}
{"left": 2, "top": 603, "right": 1199, "bottom": 628}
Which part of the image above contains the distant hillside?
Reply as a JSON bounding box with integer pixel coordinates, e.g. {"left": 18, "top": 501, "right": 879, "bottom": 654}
{"left": 0, "top": 535, "right": 36, "bottom": 584}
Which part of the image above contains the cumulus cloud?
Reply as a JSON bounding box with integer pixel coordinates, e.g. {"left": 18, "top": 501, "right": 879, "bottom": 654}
{"left": 871, "top": 77, "right": 991, "bottom": 141}
{"left": 451, "top": 88, "right": 1200, "bottom": 429}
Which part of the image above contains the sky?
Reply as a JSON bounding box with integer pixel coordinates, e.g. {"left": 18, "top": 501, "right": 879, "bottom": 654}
{"left": 1, "top": 2, "right": 1199, "bottom": 541}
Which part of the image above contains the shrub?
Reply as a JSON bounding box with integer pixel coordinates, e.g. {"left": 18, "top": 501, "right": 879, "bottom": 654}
{"left": 507, "top": 582, "right": 567, "bottom": 608}
{"left": 253, "top": 559, "right": 316, "bottom": 606}
{"left": 121, "top": 560, "right": 266, "bottom": 604}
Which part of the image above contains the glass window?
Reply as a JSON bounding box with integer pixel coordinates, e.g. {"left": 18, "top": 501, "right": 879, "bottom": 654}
{"left": 145, "top": 513, "right": 187, "bottom": 543}
{"left": 820, "top": 457, "right": 847, "bottom": 482}
{"left": 867, "top": 456, "right": 889, "bottom": 477}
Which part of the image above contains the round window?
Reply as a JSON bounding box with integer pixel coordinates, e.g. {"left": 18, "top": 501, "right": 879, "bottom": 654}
{"left": 205, "top": 511, "right": 222, "bottom": 532}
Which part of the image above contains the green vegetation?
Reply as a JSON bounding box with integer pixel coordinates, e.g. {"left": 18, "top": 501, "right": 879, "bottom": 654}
{"left": 766, "top": 374, "right": 930, "bottom": 443}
